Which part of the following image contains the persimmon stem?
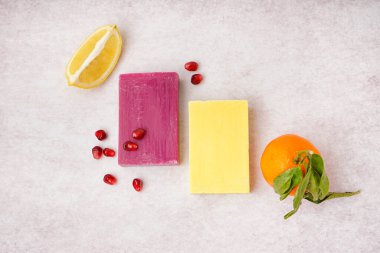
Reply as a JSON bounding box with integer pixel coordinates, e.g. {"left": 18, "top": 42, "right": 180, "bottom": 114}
{"left": 305, "top": 191, "right": 361, "bottom": 204}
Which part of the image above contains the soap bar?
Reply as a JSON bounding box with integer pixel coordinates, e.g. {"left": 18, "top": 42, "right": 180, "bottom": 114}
{"left": 119, "top": 72, "right": 179, "bottom": 166}
{"left": 189, "top": 100, "right": 250, "bottom": 193}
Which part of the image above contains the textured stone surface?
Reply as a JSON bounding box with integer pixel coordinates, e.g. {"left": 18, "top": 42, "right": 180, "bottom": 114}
{"left": 0, "top": 0, "right": 379, "bottom": 252}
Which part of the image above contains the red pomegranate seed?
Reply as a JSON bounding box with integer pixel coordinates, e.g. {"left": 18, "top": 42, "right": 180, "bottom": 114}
{"left": 103, "top": 148, "right": 116, "bottom": 157}
{"left": 132, "top": 178, "right": 143, "bottom": 191}
{"left": 92, "top": 146, "right": 102, "bottom": 159}
{"left": 191, "top": 74, "right": 203, "bottom": 85}
{"left": 123, "top": 141, "right": 138, "bottom": 151}
{"left": 132, "top": 128, "right": 146, "bottom": 140}
{"left": 184, "top": 61, "right": 198, "bottom": 71}
{"left": 95, "top": 129, "right": 107, "bottom": 140}
{"left": 103, "top": 174, "right": 117, "bottom": 185}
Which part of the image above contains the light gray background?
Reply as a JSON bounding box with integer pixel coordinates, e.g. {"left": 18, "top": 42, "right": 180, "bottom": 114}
{"left": 1, "top": 0, "right": 379, "bottom": 252}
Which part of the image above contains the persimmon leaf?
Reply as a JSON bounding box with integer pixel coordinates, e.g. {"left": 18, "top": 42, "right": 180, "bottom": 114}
{"left": 274, "top": 168, "right": 300, "bottom": 194}
{"left": 274, "top": 174, "right": 292, "bottom": 195}
{"left": 284, "top": 166, "right": 312, "bottom": 219}
{"left": 280, "top": 150, "right": 360, "bottom": 219}
{"left": 293, "top": 167, "right": 312, "bottom": 209}
{"left": 274, "top": 167, "right": 302, "bottom": 200}
{"left": 308, "top": 170, "right": 321, "bottom": 201}
{"left": 319, "top": 170, "right": 329, "bottom": 199}
{"left": 311, "top": 154, "right": 324, "bottom": 176}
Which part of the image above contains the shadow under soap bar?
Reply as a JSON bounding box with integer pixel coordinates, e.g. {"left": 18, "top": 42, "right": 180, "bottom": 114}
{"left": 189, "top": 100, "right": 250, "bottom": 193}
{"left": 119, "top": 72, "right": 179, "bottom": 166}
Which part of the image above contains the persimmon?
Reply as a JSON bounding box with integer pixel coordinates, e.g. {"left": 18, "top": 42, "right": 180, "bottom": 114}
{"left": 260, "top": 134, "right": 359, "bottom": 219}
{"left": 260, "top": 134, "right": 319, "bottom": 195}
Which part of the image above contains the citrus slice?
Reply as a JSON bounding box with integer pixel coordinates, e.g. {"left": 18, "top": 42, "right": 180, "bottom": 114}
{"left": 66, "top": 25, "right": 122, "bottom": 89}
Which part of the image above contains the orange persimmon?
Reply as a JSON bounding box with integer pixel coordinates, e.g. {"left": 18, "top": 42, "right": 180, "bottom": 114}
{"left": 260, "top": 134, "right": 319, "bottom": 195}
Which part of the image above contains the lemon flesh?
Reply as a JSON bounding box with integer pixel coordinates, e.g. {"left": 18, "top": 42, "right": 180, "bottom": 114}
{"left": 66, "top": 25, "right": 122, "bottom": 89}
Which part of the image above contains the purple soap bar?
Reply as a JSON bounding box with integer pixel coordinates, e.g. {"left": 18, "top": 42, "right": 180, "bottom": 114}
{"left": 118, "top": 72, "right": 179, "bottom": 166}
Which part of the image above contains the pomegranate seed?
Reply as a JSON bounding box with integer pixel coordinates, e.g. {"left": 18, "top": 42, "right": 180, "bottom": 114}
{"left": 132, "top": 178, "right": 143, "bottom": 191}
{"left": 95, "top": 129, "right": 107, "bottom": 140}
{"left": 103, "top": 148, "right": 116, "bottom": 157}
{"left": 132, "top": 128, "right": 146, "bottom": 140}
{"left": 184, "top": 61, "right": 198, "bottom": 71}
{"left": 92, "top": 146, "right": 102, "bottom": 159}
{"left": 103, "top": 174, "right": 117, "bottom": 185}
{"left": 191, "top": 74, "right": 203, "bottom": 85}
{"left": 123, "top": 141, "right": 138, "bottom": 151}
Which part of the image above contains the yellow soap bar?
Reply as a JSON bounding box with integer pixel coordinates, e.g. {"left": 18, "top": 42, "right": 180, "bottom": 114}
{"left": 189, "top": 100, "right": 250, "bottom": 194}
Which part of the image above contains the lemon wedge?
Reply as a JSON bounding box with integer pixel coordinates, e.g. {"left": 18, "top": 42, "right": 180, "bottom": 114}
{"left": 66, "top": 25, "right": 122, "bottom": 89}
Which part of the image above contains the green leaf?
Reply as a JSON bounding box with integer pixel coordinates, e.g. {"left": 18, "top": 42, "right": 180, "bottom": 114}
{"left": 281, "top": 150, "right": 361, "bottom": 219}
{"left": 311, "top": 154, "right": 329, "bottom": 199}
{"left": 280, "top": 167, "right": 302, "bottom": 200}
{"left": 293, "top": 168, "right": 312, "bottom": 208}
{"left": 284, "top": 167, "right": 312, "bottom": 219}
{"left": 308, "top": 170, "right": 321, "bottom": 201}
{"left": 274, "top": 174, "right": 292, "bottom": 195}
{"left": 303, "top": 192, "right": 319, "bottom": 203}
{"left": 274, "top": 167, "right": 303, "bottom": 200}
{"left": 319, "top": 170, "right": 329, "bottom": 199}
{"left": 311, "top": 154, "right": 324, "bottom": 176}
{"left": 284, "top": 209, "right": 297, "bottom": 219}
{"left": 280, "top": 193, "right": 289, "bottom": 201}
